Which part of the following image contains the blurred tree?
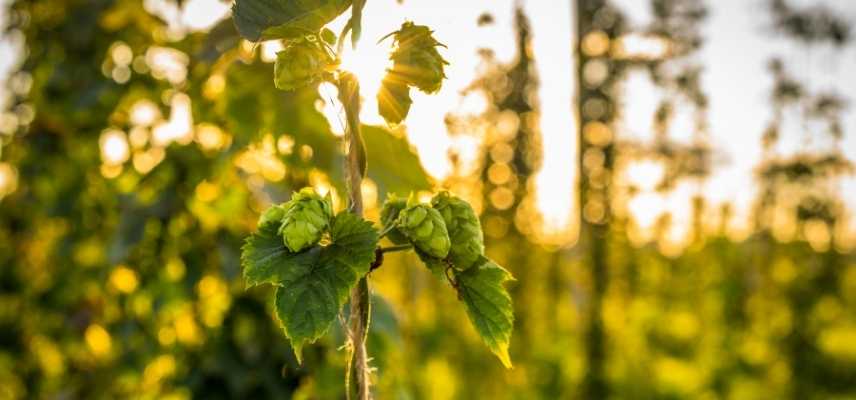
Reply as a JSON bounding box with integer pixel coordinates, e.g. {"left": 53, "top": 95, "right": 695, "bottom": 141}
{"left": 755, "top": 1, "right": 854, "bottom": 398}
{"left": 573, "top": 1, "right": 628, "bottom": 396}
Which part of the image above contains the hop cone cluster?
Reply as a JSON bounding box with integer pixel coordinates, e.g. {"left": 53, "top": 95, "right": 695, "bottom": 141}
{"left": 432, "top": 192, "right": 484, "bottom": 270}
{"left": 274, "top": 37, "right": 336, "bottom": 91}
{"left": 277, "top": 188, "right": 334, "bottom": 252}
{"left": 380, "top": 194, "right": 409, "bottom": 245}
{"left": 396, "top": 200, "right": 451, "bottom": 259}
{"left": 377, "top": 22, "right": 447, "bottom": 124}
{"left": 257, "top": 204, "right": 286, "bottom": 228}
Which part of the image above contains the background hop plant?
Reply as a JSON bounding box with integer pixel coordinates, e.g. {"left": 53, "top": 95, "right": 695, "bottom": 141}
{"left": 380, "top": 194, "right": 409, "bottom": 244}
{"left": 387, "top": 22, "right": 448, "bottom": 94}
{"left": 278, "top": 188, "right": 334, "bottom": 252}
{"left": 274, "top": 37, "right": 337, "bottom": 91}
{"left": 431, "top": 192, "right": 484, "bottom": 270}
{"left": 396, "top": 195, "right": 450, "bottom": 259}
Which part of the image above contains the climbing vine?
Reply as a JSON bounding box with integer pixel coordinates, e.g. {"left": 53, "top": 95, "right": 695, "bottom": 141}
{"left": 230, "top": 0, "right": 514, "bottom": 397}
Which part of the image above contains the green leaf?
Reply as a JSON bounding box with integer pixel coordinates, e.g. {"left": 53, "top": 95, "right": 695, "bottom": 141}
{"left": 241, "top": 221, "right": 306, "bottom": 287}
{"left": 241, "top": 212, "right": 378, "bottom": 361}
{"left": 232, "top": 0, "right": 352, "bottom": 42}
{"left": 456, "top": 256, "right": 515, "bottom": 368}
{"left": 377, "top": 74, "right": 413, "bottom": 125}
{"left": 328, "top": 212, "right": 378, "bottom": 276}
{"left": 362, "top": 125, "right": 432, "bottom": 195}
{"left": 320, "top": 28, "right": 337, "bottom": 45}
{"left": 414, "top": 247, "right": 447, "bottom": 279}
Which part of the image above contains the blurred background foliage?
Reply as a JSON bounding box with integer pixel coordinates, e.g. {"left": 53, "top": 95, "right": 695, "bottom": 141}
{"left": 0, "top": 0, "right": 855, "bottom": 399}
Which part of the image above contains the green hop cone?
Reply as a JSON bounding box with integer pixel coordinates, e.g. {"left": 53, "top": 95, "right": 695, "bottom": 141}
{"left": 396, "top": 196, "right": 450, "bottom": 259}
{"left": 274, "top": 37, "right": 336, "bottom": 91}
{"left": 386, "top": 22, "right": 448, "bottom": 94}
{"left": 380, "top": 194, "right": 409, "bottom": 244}
{"left": 278, "top": 188, "right": 334, "bottom": 252}
{"left": 257, "top": 204, "right": 287, "bottom": 228}
{"left": 431, "top": 192, "right": 484, "bottom": 270}
{"left": 377, "top": 74, "right": 413, "bottom": 124}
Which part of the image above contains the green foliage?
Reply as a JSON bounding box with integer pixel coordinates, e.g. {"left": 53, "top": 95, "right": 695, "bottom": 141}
{"left": 274, "top": 37, "right": 338, "bottom": 91}
{"left": 396, "top": 196, "right": 451, "bottom": 259}
{"left": 230, "top": 0, "right": 515, "bottom": 381}
{"left": 375, "top": 191, "right": 514, "bottom": 368}
{"left": 362, "top": 125, "right": 432, "bottom": 194}
{"left": 456, "top": 256, "right": 515, "bottom": 368}
{"left": 432, "top": 191, "right": 485, "bottom": 270}
{"left": 242, "top": 207, "right": 378, "bottom": 361}
{"left": 232, "top": 0, "right": 352, "bottom": 42}
{"left": 277, "top": 188, "right": 334, "bottom": 252}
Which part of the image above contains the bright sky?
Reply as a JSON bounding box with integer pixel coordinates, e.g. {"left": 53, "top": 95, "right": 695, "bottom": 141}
{"left": 1, "top": 0, "right": 855, "bottom": 248}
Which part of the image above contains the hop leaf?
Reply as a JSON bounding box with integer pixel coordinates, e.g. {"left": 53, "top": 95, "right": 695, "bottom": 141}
{"left": 456, "top": 256, "right": 515, "bottom": 368}
{"left": 380, "top": 194, "right": 409, "bottom": 245}
{"left": 274, "top": 37, "right": 337, "bottom": 91}
{"left": 396, "top": 196, "right": 450, "bottom": 259}
{"left": 232, "top": 0, "right": 352, "bottom": 42}
{"left": 432, "top": 192, "right": 484, "bottom": 270}
{"left": 377, "top": 75, "right": 413, "bottom": 125}
{"left": 278, "top": 188, "right": 334, "bottom": 252}
{"left": 241, "top": 212, "right": 378, "bottom": 362}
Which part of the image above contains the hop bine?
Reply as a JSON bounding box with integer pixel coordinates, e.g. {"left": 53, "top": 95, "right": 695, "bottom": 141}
{"left": 432, "top": 192, "right": 484, "bottom": 270}
{"left": 277, "top": 188, "right": 334, "bottom": 252}
{"left": 396, "top": 197, "right": 451, "bottom": 259}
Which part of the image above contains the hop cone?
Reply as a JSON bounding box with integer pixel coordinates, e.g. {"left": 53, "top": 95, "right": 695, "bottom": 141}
{"left": 274, "top": 38, "right": 336, "bottom": 91}
{"left": 257, "top": 204, "right": 286, "bottom": 228}
{"left": 278, "top": 188, "right": 334, "bottom": 252}
{"left": 380, "top": 194, "right": 409, "bottom": 245}
{"left": 377, "top": 74, "right": 412, "bottom": 125}
{"left": 396, "top": 199, "right": 450, "bottom": 259}
{"left": 431, "top": 192, "right": 484, "bottom": 270}
{"left": 387, "top": 22, "right": 448, "bottom": 94}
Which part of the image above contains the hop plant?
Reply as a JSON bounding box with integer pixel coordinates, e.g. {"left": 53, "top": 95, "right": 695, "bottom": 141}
{"left": 396, "top": 196, "right": 451, "bottom": 259}
{"left": 380, "top": 194, "right": 409, "bottom": 245}
{"left": 278, "top": 188, "right": 334, "bottom": 252}
{"left": 274, "top": 37, "right": 337, "bottom": 91}
{"left": 387, "top": 22, "right": 448, "bottom": 94}
{"left": 432, "top": 192, "right": 484, "bottom": 270}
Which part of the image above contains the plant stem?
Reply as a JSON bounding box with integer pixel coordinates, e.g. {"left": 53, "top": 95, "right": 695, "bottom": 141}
{"left": 377, "top": 223, "right": 396, "bottom": 239}
{"left": 337, "top": 72, "right": 372, "bottom": 400}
